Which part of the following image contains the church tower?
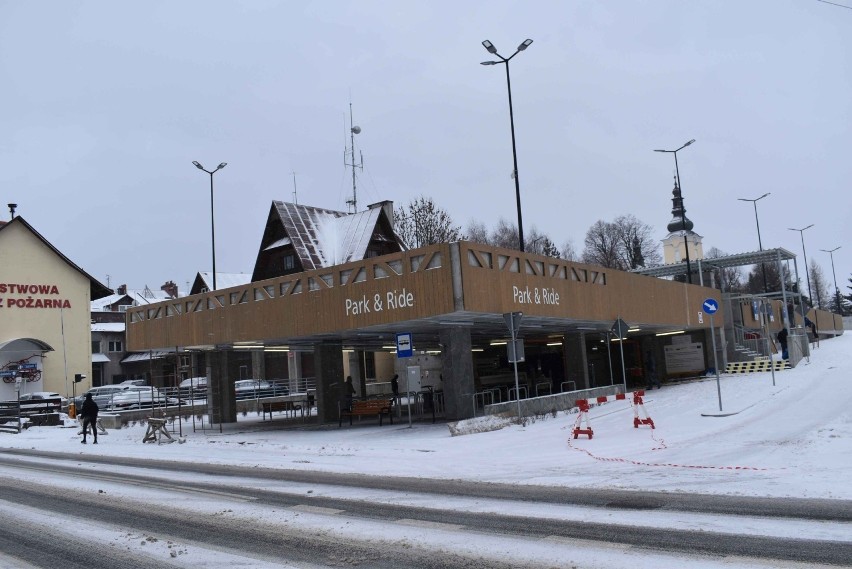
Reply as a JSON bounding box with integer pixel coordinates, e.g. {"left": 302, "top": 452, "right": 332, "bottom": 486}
{"left": 662, "top": 177, "right": 703, "bottom": 265}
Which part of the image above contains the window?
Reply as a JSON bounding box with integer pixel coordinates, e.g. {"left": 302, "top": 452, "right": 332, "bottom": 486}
{"left": 108, "top": 341, "right": 123, "bottom": 352}
{"left": 283, "top": 254, "right": 295, "bottom": 270}
{"left": 91, "top": 341, "right": 101, "bottom": 354}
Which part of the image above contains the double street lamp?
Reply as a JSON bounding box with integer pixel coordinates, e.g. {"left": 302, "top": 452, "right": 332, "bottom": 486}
{"left": 820, "top": 246, "right": 842, "bottom": 314}
{"left": 788, "top": 224, "right": 814, "bottom": 307}
{"left": 481, "top": 38, "right": 533, "bottom": 253}
{"left": 655, "top": 139, "right": 695, "bottom": 283}
{"left": 738, "top": 192, "right": 771, "bottom": 292}
{"left": 192, "top": 161, "right": 227, "bottom": 291}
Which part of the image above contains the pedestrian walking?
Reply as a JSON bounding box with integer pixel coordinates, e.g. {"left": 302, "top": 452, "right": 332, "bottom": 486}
{"left": 80, "top": 392, "right": 99, "bottom": 444}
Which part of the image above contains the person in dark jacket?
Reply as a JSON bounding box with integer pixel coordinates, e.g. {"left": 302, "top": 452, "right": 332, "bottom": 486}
{"left": 777, "top": 327, "right": 789, "bottom": 360}
{"left": 390, "top": 374, "right": 400, "bottom": 401}
{"left": 80, "top": 392, "right": 99, "bottom": 444}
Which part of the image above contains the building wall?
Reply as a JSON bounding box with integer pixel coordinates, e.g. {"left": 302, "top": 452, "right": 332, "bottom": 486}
{"left": 0, "top": 222, "right": 92, "bottom": 399}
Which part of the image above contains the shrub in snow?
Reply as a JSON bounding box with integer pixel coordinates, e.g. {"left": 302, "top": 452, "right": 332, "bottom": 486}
{"left": 447, "top": 413, "right": 515, "bottom": 436}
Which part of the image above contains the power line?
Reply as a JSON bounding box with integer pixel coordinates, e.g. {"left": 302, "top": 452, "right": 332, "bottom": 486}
{"left": 816, "top": 0, "right": 852, "bottom": 10}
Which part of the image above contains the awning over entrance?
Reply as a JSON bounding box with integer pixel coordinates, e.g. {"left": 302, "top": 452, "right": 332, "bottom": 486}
{"left": 121, "top": 350, "right": 173, "bottom": 363}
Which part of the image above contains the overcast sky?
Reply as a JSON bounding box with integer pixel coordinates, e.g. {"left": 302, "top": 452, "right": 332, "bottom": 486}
{"left": 2, "top": 0, "right": 849, "bottom": 299}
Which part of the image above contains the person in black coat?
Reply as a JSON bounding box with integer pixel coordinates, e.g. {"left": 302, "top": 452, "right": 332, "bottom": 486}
{"left": 390, "top": 374, "right": 400, "bottom": 401}
{"left": 80, "top": 392, "right": 99, "bottom": 444}
{"left": 777, "top": 327, "right": 789, "bottom": 360}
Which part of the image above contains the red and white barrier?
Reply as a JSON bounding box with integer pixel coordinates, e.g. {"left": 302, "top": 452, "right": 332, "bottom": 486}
{"left": 572, "top": 399, "right": 594, "bottom": 439}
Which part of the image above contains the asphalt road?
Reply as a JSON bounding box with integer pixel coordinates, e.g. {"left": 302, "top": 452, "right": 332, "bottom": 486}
{"left": 0, "top": 449, "right": 849, "bottom": 568}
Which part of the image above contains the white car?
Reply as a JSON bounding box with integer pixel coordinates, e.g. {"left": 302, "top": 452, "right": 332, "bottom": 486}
{"left": 107, "top": 386, "right": 180, "bottom": 410}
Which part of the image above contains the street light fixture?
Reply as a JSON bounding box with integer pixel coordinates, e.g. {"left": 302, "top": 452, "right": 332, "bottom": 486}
{"left": 481, "top": 38, "right": 533, "bottom": 252}
{"left": 737, "top": 192, "right": 771, "bottom": 292}
{"left": 192, "top": 160, "right": 227, "bottom": 291}
{"left": 654, "top": 139, "right": 695, "bottom": 283}
{"left": 820, "top": 246, "right": 842, "bottom": 314}
{"left": 787, "top": 224, "right": 814, "bottom": 308}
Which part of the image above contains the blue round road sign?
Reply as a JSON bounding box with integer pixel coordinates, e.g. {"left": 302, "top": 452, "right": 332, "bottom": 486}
{"left": 702, "top": 298, "right": 719, "bottom": 315}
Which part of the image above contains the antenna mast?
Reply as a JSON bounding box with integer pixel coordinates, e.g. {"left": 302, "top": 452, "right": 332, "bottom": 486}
{"left": 344, "top": 102, "right": 363, "bottom": 213}
{"left": 292, "top": 171, "right": 298, "bottom": 204}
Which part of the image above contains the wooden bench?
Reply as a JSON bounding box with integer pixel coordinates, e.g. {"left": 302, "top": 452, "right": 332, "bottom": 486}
{"left": 339, "top": 399, "right": 393, "bottom": 427}
{"left": 262, "top": 400, "right": 302, "bottom": 420}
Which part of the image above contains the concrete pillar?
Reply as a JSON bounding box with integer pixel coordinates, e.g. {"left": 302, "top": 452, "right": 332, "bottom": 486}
{"left": 439, "top": 326, "right": 475, "bottom": 421}
{"left": 287, "top": 350, "right": 303, "bottom": 387}
{"left": 314, "top": 342, "right": 344, "bottom": 424}
{"left": 207, "top": 350, "right": 237, "bottom": 424}
{"left": 563, "top": 332, "right": 590, "bottom": 390}
{"left": 251, "top": 349, "right": 266, "bottom": 381}
{"left": 349, "top": 350, "right": 365, "bottom": 398}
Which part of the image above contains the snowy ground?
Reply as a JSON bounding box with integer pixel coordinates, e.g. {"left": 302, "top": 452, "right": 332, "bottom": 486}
{"left": 4, "top": 333, "right": 851, "bottom": 501}
{"left": 1, "top": 334, "right": 850, "bottom": 568}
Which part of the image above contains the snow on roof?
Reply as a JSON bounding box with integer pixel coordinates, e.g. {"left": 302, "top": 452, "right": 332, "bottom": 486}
{"left": 90, "top": 294, "right": 129, "bottom": 310}
{"left": 91, "top": 322, "right": 125, "bottom": 333}
{"left": 197, "top": 272, "right": 252, "bottom": 290}
{"left": 273, "top": 201, "right": 381, "bottom": 270}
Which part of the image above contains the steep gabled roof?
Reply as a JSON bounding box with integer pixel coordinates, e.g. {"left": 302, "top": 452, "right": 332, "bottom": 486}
{"left": 258, "top": 201, "right": 405, "bottom": 273}
{"left": 0, "top": 216, "right": 112, "bottom": 299}
{"left": 275, "top": 202, "right": 380, "bottom": 270}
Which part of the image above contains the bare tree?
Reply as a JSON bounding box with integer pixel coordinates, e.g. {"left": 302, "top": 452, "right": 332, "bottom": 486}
{"left": 394, "top": 196, "right": 462, "bottom": 248}
{"left": 525, "top": 228, "right": 559, "bottom": 257}
{"left": 705, "top": 247, "right": 743, "bottom": 292}
{"left": 465, "top": 219, "right": 490, "bottom": 245}
{"left": 560, "top": 240, "right": 577, "bottom": 261}
{"left": 612, "top": 214, "right": 662, "bottom": 269}
{"left": 490, "top": 218, "right": 520, "bottom": 250}
{"left": 808, "top": 261, "right": 831, "bottom": 310}
{"left": 582, "top": 220, "right": 622, "bottom": 269}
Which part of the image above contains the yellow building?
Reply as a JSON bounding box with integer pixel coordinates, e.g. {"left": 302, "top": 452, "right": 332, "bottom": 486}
{"left": 0, "top": 216, "right": 111, "bottom": 401}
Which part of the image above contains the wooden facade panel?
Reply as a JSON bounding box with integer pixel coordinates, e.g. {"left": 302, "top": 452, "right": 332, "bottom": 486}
{"left": 128, "top": 244, "right": 456, "bottom": 350}
{"left": 458, "top": 242, "right": 717, "bottom": 328}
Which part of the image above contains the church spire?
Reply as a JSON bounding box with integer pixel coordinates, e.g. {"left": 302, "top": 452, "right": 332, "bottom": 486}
{"left": 667, "top": 175, "right": 694, "bottom": 234}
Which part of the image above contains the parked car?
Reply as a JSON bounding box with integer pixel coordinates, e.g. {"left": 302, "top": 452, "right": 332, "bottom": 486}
{"left": 234, "top": 379, "right": 275, "bottom": 399}
{"left": 120, "top": 379, "right": 148, "bottom": 386}
{"left": 179, "top": 377, "right": 208, "bottom": 390}
{"left": 74, "top": 385, "right": 130, "bottom": 410}
{"left": 107, "top": 386, "right": 180, "bottom": 410}
{"left": 19, "top": 391, "right": 67, "bottom": 412}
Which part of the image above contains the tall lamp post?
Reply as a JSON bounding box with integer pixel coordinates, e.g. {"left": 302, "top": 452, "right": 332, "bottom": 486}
{"left": 821, "top": 246, "right": 842, "bottom": 314}
{"left": 655, "top": 139, "right": 695, "bottom": 283}
{"left": 481, "top": 38, "right": 533, "bottom": 253}
{"left": 788, "top": 224, "right": 814, "bottom": 308}
{"left": 737, "top": 193, "right": 771, "bottom": 292}
{"left": 192, "top": 161, "right": 227, "bottom": 291}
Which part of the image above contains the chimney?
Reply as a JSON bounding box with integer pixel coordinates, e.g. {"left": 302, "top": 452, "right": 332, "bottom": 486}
{"left": 8, "top": 204, "right": 17, "bottom": 219}
{"left": 117, "top": 284, "right": 127, "bottom": 295}
{"left": 161, "top": 280, "right": 178, "bottom": 298}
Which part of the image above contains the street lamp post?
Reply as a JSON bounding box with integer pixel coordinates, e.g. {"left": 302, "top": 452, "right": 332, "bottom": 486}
{"left": 788, "top": 224, "right": 814, "bottom": 308}
{"left": 192, "top": 161, "right": 227, "bottom": 291}
{"left": 821, "top": 246, "right": 842, "bottom": 314}
{"left": 737, "top": 193, "right": 771, "bottom": 293}
{"left": 481, "top": 38, "right": 533, "bottom": 253}
{"left": 654, "top": 139, "right": 695, "bottom": 283}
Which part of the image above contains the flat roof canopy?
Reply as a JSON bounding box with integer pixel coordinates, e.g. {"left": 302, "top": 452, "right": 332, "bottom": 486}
{"left": 631, "top": 248, "right": 797, "bottom": 279}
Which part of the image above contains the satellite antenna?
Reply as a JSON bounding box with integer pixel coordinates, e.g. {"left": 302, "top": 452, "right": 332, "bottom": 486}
{"left": 344, "top": 102, "right": 363, "bottom": 213}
